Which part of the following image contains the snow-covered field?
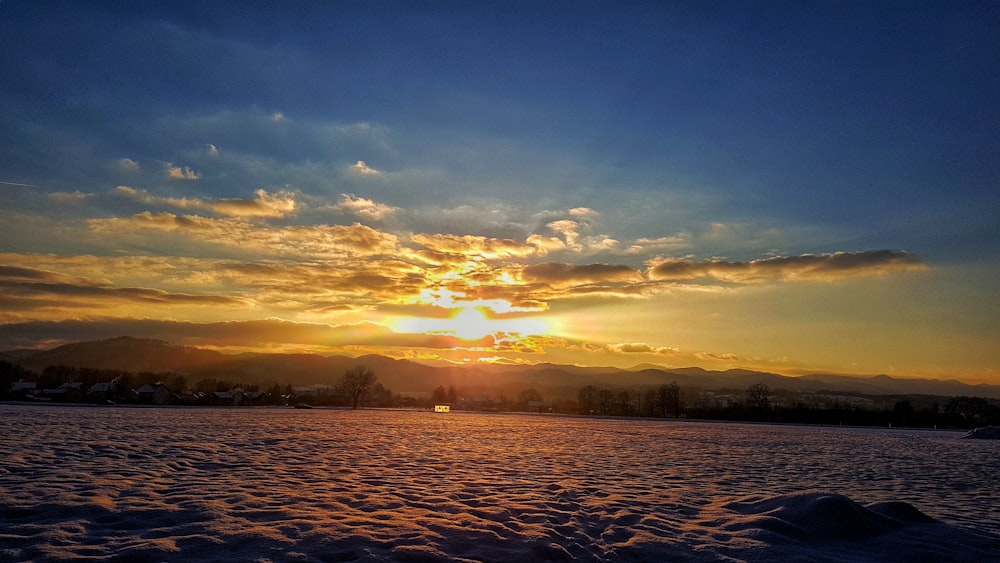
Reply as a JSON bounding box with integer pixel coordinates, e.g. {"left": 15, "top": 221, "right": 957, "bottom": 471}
{"left": 1, "top": 405, "right": 998, "bottom": 562}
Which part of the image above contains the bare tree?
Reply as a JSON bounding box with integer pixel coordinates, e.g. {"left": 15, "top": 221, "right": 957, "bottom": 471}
{"left": 657, "top": 382, "right": 682, "bottom": 417}
{"left": 339, "top": 366, "right": 377, "bottom": 409}
{"left": 746, "top": 383, "right": 771, "bottom": 419}
{"left": 578, "top": 385, "right": 598, "bottom": 414}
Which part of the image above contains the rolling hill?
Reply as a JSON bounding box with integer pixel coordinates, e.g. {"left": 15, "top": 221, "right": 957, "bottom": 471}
{"left": 6, "top": 336, "right": 1000, "bottom": 399}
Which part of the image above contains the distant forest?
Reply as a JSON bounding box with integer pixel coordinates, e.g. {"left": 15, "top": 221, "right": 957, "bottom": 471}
{"left": 3, "top": 360, "right": 998, "bottom": 429}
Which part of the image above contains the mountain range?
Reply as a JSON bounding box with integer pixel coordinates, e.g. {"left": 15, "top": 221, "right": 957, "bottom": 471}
{"left": 6, "top": 336, "right": 1000, "bottom": 399}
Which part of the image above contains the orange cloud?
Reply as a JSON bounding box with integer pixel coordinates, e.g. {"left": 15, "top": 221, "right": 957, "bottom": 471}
{"left": 609, "top": 342, "right": 681, "bottom": 355}
{"left": 411, "top": 233, "right": 536, "bottom": 260}
{"left": 647, "top": 251, "right": 927, "bottom": 283}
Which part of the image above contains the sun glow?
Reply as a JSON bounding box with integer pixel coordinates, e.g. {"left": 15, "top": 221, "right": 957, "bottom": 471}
{"left": 451, "top": 307, "right": 492, "bottom": 340}
{"left": 390, "top": 306, "right": 552, "bottom": 343}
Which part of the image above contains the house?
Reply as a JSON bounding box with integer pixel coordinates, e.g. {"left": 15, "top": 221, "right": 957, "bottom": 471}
{"left": 88, "top": 382, "right": 119, "bottom": 403}
{"left": 242, "top": 391, "right": 266, "bottom": 405}
{"left": 527, "top": 400, "right": 549, "bottom": 412}
{"left": 42, "top": 382, "right": 86, "bottom": 403}
{"left": 135, "top": 383, "right": 173, "bottom": 405}
{"left": 210, "top": 391, "right": 243, "bottom": 406}
{"left": 10, "top": 381, "right": 37, "bottom": 400}
{"left": 461, "top": 394, "right": 497, "bottom": 411}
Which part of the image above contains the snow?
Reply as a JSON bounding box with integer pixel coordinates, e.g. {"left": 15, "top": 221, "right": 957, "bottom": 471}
{"left": 962, "top": 426, "right": 1000, "bottom": 439}
{"left": 1, "top": 405, "right": 997, "bottom": 561}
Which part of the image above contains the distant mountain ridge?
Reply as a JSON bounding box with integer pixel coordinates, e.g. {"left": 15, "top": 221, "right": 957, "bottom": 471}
{"left": 6, "top": 336, "right": 1000, "bottom": 399}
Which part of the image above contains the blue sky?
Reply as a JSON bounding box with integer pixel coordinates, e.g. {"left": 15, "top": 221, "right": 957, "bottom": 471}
{"left": 1, "top": 2, "right": 998, "bottom": 381}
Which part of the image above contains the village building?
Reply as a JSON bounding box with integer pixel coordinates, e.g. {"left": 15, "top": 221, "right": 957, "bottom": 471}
{"left": 135, "top": 383, "right": 173, "bottom": 405}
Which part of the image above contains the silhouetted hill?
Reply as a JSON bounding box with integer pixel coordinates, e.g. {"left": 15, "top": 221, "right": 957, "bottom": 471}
{"left": 18, "top": 337, "right": 229, "bottom": 373}
{"left": 6, "top": 337, "right": 1000, "bottom": 399}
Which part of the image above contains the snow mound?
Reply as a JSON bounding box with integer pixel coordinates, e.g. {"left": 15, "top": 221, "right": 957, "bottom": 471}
{"left": 961, "top": 426, "right": 1000, "bottom": 439}
{"left": 723, "top": 493, "right": 933, "bottom": 542}
{"left": 714, "top": 492, "right": 998, "bottom": 561}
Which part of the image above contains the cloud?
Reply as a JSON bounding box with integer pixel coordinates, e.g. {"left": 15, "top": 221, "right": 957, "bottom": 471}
{"left": 546, "top": 219, "right": 581, "bottom": 248}
{"left": 526, "top": 234, "right": 567, "bottom": 256}
{"left": 625, "top": 235, "right": 690, "bottom": 255}
{"left": 272, "top": 112, "right": 285, "bottom": 122}
{"left": 0, "top": 265, "right": 248, "bottom": 321}
{"left": 520, "top": 262, "right": 643, "bottom": 287}
{"left": 537, "top": 211, "right": 619, "bottom": 255}
{"left": 0, "top": 317, "right": 496, "bottom": 352}
{"left": 350, "top": 160, "right": 380, "bottom": 175}
{"left": 334, "top": 194, "right": 397, "bottom": 220}
{"left": 166, "top": 164, "right": 201, "bottom": 180}
{"left": 88, "top": 213, "right": 399, "bottom": 259}
{"left": 0, "top": 266, "right": 104, "bottom": 287}
{"left": 47, "top": 191, "right": 95, "bottom": 204}
{"left": 211, "top": 189, "right": 297, "bottom": 218}
{"left": 117, "top": 158, "right": 140, "bottom": 173}
{"left": 114, "top": 187, "right": 297, "bottom": 218}
{"left": 695, "top": 351, "right": 741, "bottom": 362}
{"left": 411, "top": 233, "right": 536, "bottom": 261}
{"left": 647, "top": 251, "right": 928, "bottom": 283}
{"left": 569, "top": 207, "right": 597, "bottom": 218}
{"left": 608, "top": 342, "right": 680, "bottom": 355}
{"left": 207, "top": 144, "right": 220, "bottom": 157}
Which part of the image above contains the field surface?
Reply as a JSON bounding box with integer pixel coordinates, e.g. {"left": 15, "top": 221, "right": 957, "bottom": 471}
{"left": 2, "top": 405, "right": 998, "bottom": 561}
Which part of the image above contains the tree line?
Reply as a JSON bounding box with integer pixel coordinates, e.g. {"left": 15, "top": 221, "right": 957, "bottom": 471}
{"left": 0, "top": 360, "right": 392, "bottom": 409}
{"left": 4, "top": 359, "right": 999, "bottom": 428}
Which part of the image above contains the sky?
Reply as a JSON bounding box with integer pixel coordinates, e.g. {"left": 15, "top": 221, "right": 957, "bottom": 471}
{"left": 1, "top": 1, "right": 998, "bottom": 383}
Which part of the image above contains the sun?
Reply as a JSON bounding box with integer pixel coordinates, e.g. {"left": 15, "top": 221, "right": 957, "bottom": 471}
{"left": 451, "top": 307, "right": 493, "bottom": 341}
{"left": 389, "top": 306, "right": 554, "bottom": 344}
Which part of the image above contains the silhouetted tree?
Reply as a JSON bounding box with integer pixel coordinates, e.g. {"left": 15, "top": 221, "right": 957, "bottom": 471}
{"left": 657, "top": 382, "right": 682, "bottom": 417}
{"left": 170, "top": 375, "right": 188, "bottom": 394}
{"left": 945, "top": 396, "right": 994, "bottom": 427}
{"left": 597, "top": 388, "right": 614, "bottom": 415}
{"left": 615, "top": 390, "right": 632, "bottom": 416}
{"left": 578, "top": 385, "right": 598, "bottom": 414}
{"left": 746, "top": 383, "right": 771, "bottom": 420}
{"left": 431, "top": 385, "right": 448, "bottom": 404}
{"left": 892, "top": 400, "right": 914, "bottom": 427}
{"left": 268, "top": 383, "right": 284, "bottom": 405}
{"left": 339, "top": 365, "right": 377, "bottom": 409}
{"left": 369, "top": 382, "right": 394, "bottom": 406}
{"left": 517, "top": 388, "right": 543, "bottom": 411}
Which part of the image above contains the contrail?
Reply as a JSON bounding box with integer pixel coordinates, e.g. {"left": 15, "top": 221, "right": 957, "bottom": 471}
{"left": 0, "top": 180, "right": 41, "bottom": 188}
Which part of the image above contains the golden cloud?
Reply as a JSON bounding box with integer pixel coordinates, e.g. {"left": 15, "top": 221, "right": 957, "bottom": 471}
{"left": 647, "top": 251, "right": 927, "bottom": 283}
{"left": 608, "top": 342, "right": 681, "bottom": 355}
{"left": 520, "top": 262, "right": 643, "bottom": 287}
{"left": 115, "top": 186, "right": 297, "bottom": 218}
{"left": 335, "top": 194, "right": 397, "bottom": 220}
{"left": 411, "top": 233, "right": 537, "bottom": 260}
{"left": 89, "top": 214, "right": 398, "bottom": 259}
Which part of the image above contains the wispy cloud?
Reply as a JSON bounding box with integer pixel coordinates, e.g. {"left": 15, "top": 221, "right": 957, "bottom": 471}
{"left": 115, "top": 187, "right": 297, "bottom": 218}
{"left": 47, "top": 191, "right": 96, "bottom": 204}
{"left": 608, "top": 342, "right": 681, "bottom": 355}
{"left": 520, "top": 262, "right": 643, "bottom": 287}
{"left": 647, "top": 251, "right": 928, "bottom": 283}
{"left": 117, "top": 158, "right": 140, "bottom": 173}
{"left": 88, "top": 212, "right": 399, "bottom": 260}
